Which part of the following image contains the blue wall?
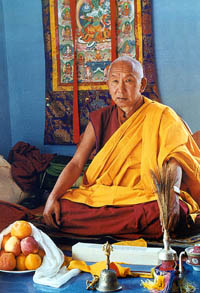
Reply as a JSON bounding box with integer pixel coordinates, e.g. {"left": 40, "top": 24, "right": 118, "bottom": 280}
{"left": 1, "top": 0, "right": 200, "bottom": 159}
{"left": 0, "top": 0, "right": 11, "bottom": 158}
{"left": 153, "top": 1, "right": 200, "bottom": 130}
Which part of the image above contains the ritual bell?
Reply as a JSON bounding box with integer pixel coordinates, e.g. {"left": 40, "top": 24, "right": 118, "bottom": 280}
{"left": 96, "top": 268, "right": 122, "bottom": 292}
{"left": 96, "top": 242, "right": 122, "bottom": 292}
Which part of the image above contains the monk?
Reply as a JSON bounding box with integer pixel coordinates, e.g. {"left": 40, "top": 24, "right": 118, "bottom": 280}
{"left": 43, "top": 56, "right": 200, "bottom": 240}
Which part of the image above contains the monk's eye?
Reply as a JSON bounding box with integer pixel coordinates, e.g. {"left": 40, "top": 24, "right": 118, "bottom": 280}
{"left": 125, "top": 79, "right": 133, "bottom": 83}
{"left": 111, "top": 80, "right": 119, "bottom": 84}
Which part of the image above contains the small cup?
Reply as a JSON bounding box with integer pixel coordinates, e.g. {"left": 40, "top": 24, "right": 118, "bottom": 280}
{"left": 185, "top": 244, "right": 200, "bottom": 271}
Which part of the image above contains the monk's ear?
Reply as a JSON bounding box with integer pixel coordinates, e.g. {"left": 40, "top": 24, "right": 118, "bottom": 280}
{"left": 140, "top": 77, "right": 147, "bottom": 93}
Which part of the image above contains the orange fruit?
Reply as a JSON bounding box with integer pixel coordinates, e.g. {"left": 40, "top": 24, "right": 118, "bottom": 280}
{"left": 1, "top": 233, "right": 11, "bottom": 249}
{"left": 16, "top": 254, "right": 26, "bottom": 271}
{"left": 0, "top": 252, "right": 16, "bottom": 271}
{"left": 11, "top": 221, "right": 32, "bottom": 240}
{"left": 25, "top": 254, "right": 42, "bottom": 270}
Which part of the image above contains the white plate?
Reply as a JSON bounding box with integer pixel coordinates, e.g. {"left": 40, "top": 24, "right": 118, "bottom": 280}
{"left": 0, "top": 269, "right": 35, "bottom": 274}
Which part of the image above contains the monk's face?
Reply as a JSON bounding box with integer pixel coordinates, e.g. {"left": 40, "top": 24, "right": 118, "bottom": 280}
{"left": 107, "top": 60, "right": 146, "bottom": 114}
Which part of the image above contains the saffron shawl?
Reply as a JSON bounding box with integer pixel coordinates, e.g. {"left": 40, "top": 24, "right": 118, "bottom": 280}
{"left": 62, "top": 98, "right": 200, "bottom": 211}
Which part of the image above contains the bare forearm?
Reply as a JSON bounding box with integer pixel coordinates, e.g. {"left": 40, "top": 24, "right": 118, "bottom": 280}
{"left": 167, "top": 158, "right": 182, "bottom": 188}
{"left": 48, "top": 160, "right": 83, "bottom": 200}
{"left": 166, "top": 158, "right": 182, "bottom": 231}
{"left": 43, "top": 121, "right": 96, "bottom": 227}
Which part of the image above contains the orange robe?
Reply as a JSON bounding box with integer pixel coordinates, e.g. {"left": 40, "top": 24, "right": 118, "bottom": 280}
{"left": 62, "top": 98, "right": 200, "bottom": 216}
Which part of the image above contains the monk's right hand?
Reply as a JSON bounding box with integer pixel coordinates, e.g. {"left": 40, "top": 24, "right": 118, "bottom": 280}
{"left": 43, "top": 196, "right": 61, "bottom": 229}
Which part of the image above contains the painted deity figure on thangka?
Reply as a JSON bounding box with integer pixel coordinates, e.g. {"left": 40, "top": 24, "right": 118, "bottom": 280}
{"left": 57, "top": 0, "right": 136, "bottom": 84}
{"left": 77, "top": 0, "right": 111, "bottom": 45}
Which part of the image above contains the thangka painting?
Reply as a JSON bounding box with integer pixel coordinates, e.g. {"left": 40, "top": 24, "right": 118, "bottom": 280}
{"left": 42, "top": 0, "right": 160, "bottom": 145}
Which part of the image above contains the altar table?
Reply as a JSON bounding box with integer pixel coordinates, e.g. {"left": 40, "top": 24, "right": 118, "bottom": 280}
{"left": 0, "top": 263, "right": 199, "bottom": 293}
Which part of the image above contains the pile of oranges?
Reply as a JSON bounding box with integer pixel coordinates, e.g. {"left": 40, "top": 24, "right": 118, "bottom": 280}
{"left": 0, "top": 221, "right": 45, "bottom": 271}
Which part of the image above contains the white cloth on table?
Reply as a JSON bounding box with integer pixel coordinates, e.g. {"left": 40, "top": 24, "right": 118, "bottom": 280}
{"left": 0, "top": 222, "right": 80, "bottom": 288}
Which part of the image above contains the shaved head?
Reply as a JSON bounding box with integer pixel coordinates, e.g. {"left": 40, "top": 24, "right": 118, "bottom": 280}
{"left": 106, "top": 56, "right": 144, "bottom": 80}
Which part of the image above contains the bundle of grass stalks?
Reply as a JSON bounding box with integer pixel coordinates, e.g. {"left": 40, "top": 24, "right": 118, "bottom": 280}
{"left": 150, "top": 163, "right": 177, "bottom": 250}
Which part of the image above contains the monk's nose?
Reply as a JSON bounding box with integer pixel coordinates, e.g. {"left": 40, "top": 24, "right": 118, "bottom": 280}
{"left": 117, "top": 81, "right": 126, "bottom": 94}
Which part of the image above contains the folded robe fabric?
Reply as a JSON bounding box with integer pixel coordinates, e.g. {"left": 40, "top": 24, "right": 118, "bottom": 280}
{"left": 8, "top": 141, "right": 55, "bottom": 192}
{"left": 60, "top": 198, "right": 191, "bottom": 239}
{"left": 68, "top": 260, "right": 136, "bottom": 278}
{"left": 0, "top": 200, "right": 35, "bottom": 232}
{"left": 62, "top": 98, "right": 200, "bottom": 214}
